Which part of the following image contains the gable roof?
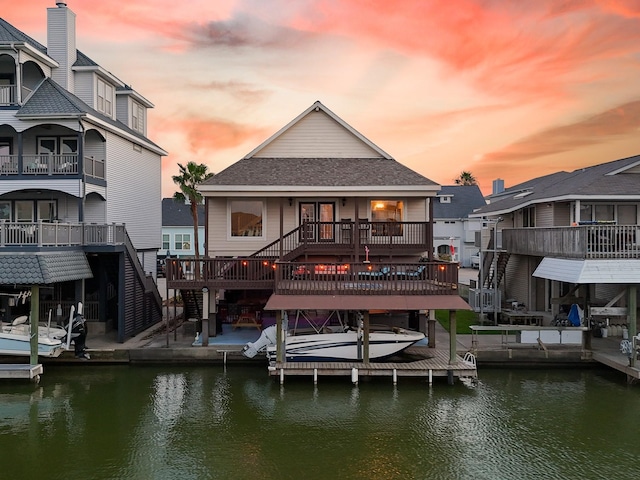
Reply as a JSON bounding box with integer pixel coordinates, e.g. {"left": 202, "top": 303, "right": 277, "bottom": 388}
{"left": 433, "top": 185, "right": 486, "bottom": 219}
{"left": 162, "top": 198, "right": 204, "bottom": 227}
{"left": 245, "top": 100, "right": 392, "bottom": 159}
{"left": 0, "top": 17, "right": 47, "bottom": 53}
{"left": 474, "top": 155, "right": 640, "bottom": 216}
{"left": 200, "top": 101, "right": 438, "bottom": 194}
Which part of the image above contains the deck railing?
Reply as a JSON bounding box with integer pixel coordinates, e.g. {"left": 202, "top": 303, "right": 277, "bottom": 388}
{"left": 0, "top": 221, "right": 125, "bottom": 247}
{"left": 0, "top": 154, "right": 105, "bottom": 179}
{"left": 503, "top": 225, "right": 640, "bottom": 259}
{"left": 166, "top": 258, "right": 459, "bottom": 295}
{"left": 0, "top": 84, "right": 17, "bottom": 106}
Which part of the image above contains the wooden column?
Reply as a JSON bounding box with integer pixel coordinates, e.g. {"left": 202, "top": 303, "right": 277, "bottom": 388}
{"left": 363, "top": 311, "right": 370, "bottom": 363}
{"left": 449, "top": 309, "right": 456, "bottom": 364}
{"left": 276, "top": 310, "right": 283, "bottom": 363}
{"left": 629, "top": 285, "right": 637, "bottom": 369}
{"left": 428, "top": 310, "right": 436, "bottom": 348}
{"left": 201, "top": 288, "right": 209, "bottom": 346}
{"left": 30, "top": 286, "right": 39, "bottom": 365}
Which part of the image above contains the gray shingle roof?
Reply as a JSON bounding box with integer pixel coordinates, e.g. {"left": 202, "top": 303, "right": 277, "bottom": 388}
{"left": 204, "top": 157, "right": 437, "bottom": 187}
{"left": 433, "top": 185, "right": 486, "bottom": 219}
{"left": 74, "top": 50, "right": 98, "bottom": 67}
{"left": 0, "top": 18, "right": 47, "bottom": 52}
{"left": 475, "top": 155, "right": 640, "bottom": 215}
{"left": 0, "top": 252, "right": 93, "bottom": 285}
{"left": 162, "top": 198, "right": 204, "bottom": 226}
{"left": 16, "top": 79, "right": 164, "bottom": 151}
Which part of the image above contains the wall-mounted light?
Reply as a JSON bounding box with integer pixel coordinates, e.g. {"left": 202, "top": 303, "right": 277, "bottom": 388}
{"left": 342, "top": 198, "right": 346, "bottom": 207}
{"left": 288, "top": 197, "right": 293, "bottom": 207}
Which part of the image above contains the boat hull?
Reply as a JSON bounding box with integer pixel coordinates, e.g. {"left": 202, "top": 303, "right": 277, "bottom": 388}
{"left": 266, "top": 329, "right": 425, "bottom": 361}
{"left": 0, "top": 332, "right": 64, "bottom": 358}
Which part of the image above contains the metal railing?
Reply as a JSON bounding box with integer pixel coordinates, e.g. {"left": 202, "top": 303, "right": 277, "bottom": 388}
{"left": 0, "top": 221, "right": 125, "bottom": 247}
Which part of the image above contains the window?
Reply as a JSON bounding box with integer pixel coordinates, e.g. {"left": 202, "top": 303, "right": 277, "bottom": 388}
{"left": 132, "top": 101, "right": 145, "bottom": 134}
{"left": 37, "top": 201, "right": 57, "bottom": 222}
{"left": 523, "top": 206, "right": 535, "bottom": 227}
{"left": 174, "top": 233, "right": 191, "bottom": 251}
{"left": 371, "top": 200, "right": 403, "bottom": 236}
{"left": 97, "top": 77, "right": 113, "bottom": 116}
{"left": 0, "top": 201, "right": 11, "bottom": 221}
{"left": 15, "top": 201, "right": 34, "bottom": 222}
{"left": 230, "top": 200, "right": 263, "bottom": 237}
{"left": 162, "top": 234, "right": 170, "bottom": 251}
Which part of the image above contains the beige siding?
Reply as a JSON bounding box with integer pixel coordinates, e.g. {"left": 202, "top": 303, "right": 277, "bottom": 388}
{"left": 553, "top": 202, "right": 571, "bottom": 226}
{"left": 104, "top": 132, "right": 161, "bottom": 250}
{"left": 504, "top": 254, "right": 535, "bottom": 308}
{"left": 254, "top": 111, "right": 383, "bottom": 158}
{"left": 537, "top": 204, "right": 553, "bottom": 227}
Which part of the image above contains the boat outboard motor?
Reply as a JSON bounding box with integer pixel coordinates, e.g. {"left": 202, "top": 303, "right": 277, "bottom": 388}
{"left": 62, "top": 304, "right": 90, "bottom": 360}
{"left": 242, "top": 325, "right": 278, "bottom": 358}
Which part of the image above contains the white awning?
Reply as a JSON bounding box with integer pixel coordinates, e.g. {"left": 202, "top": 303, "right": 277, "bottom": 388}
{"left": 533, "top": 257, "right": 640, "bottom": 284}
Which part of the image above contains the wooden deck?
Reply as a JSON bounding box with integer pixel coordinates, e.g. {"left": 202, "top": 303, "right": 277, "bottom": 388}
{"left": 0, "top": 363, "right": 43, "bottom": 381}
{"left": 268, "top": 347, "right": 477, "bottom": 384}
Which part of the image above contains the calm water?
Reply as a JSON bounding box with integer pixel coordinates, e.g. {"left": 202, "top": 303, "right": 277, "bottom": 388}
{"left": 0, "top": 365, "right": 638, "bottom": 480}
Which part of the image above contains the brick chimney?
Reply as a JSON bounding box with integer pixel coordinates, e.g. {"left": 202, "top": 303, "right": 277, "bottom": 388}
{"left": 47, "top": 1, "right": 77, "bottom": 93}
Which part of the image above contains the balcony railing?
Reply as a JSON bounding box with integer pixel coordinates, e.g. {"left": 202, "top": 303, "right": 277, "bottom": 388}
{"left": 0, "top": 84, "right": 17, "bottom": 106}
{"left": 0, "top": 154, "right": 105, "bottom": 179}
{"left": 503, "top": 225, "right": 640, "bottom": 259}
{"left": 0, "top": 221, "right": 125, "bottom": 247}
{"left": 166, "top": 258, "right": 459, "bottom": 295}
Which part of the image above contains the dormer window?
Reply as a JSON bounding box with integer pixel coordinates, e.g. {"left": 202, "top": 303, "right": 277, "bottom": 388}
{"left": 132, "top": 100, "right": 145, "bottom": 134}
{"left": 97, "top": 77, "right": 113, "bottom": 116}
{"left": 439, "top": 195, "right": 452, "bottom": 203}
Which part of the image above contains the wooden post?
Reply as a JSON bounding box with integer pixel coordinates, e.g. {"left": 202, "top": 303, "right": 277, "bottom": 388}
{"left": 30, "top": 285, "right": 39, "bottom": 365}
{"left": 201, "top": 288, "right": 209, "bottom": 347}
{"left": 449, "top": 309, "right": 456, "bottom": 365}
{"left": 363, "top": 311, "right": 370, "bottom": 363}
{"left": 276, "top": 310, "right": 283, "bottom": 363}
{"left": 629, "top": 285, "right": 637, "bottom": 369}
{"left": 428, "top": 310, "right": 436, "bottom": 348}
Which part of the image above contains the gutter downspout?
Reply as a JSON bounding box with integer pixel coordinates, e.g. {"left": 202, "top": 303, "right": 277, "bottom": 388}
{"left": 78, "top": 117, "right": 86, "bottom": 222}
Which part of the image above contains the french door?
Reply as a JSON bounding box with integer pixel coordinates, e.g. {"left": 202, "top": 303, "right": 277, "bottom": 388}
{"left": 299, "top": 202, "right": 335, "bottom": 241}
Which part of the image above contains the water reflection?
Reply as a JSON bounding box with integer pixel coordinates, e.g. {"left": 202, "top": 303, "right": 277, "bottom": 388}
{"left": 0, "top": 366, "right": 637, "bottom": 480}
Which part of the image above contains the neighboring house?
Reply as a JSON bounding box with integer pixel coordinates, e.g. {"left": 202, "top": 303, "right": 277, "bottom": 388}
{"left": 167, "top": 100, "right": 469, "bottom": 345}
{"left": 432, "top": 185, "right": 486, "bottom": 267}
{"left": 0, "top": 3, "right": 167, "bottom": 341}
{"left": 469, "top": 155, "right": 640, "bottom": 331}
{"left": 161, "top": 198, "right": 205, "bottom": 258}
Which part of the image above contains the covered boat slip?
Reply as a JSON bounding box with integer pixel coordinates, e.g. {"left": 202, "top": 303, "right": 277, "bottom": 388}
{"left": 263, "top": 293, "right": 477, "bottom": 384}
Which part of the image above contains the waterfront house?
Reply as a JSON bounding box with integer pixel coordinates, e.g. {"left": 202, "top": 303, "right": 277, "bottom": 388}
{"left": 166, "top": 100, "right": 469, "bottom": 354}
{"left": 469, "top": 155, "right": 640, "bottom": 335}
{"left": 160, "top": 198, "right": 205, "bottom": 273}
{"left": 433, "top": 185, "right": 486, "bottom": 267}
{"left": 0, "top": 2, "right": 167, "bottom": 341}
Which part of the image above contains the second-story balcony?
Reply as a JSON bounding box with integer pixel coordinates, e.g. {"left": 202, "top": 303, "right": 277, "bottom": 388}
{"left": 0, "top": 221, "right": 125, "bottom": 248}
{"left": 166, "top": 258, "right": 459, "bottom": 296}
{"left": 0, "top": 154, "right": 105, "bottom": 179}
{"left": 503, "top": 224, "right": 640, "bottom": 259}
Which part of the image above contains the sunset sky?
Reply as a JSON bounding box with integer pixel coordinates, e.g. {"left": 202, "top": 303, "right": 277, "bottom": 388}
{"left": 3, "top": 0, "right": 640, "bottom": 197}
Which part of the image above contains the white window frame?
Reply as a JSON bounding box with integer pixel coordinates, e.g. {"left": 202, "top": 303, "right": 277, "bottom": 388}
{"left": 162, "top": 234, "right": 170, "bottom": 251}
{"left": 37, "top": 200, "right": 57, "bottom": 222}
{"left": 174, "top": 233, "right": 192, "bottom": 251}
{"left": 15, "top": 200, "right": 34, "bottom": 222}
{"left": 97, "top": 77, "right": 113, "bottom": 116}
{"left": 229, "top": 200, "right": 265, "bottom": 239}
{"left": 132, "top": 100, "right": 145, "bottom": 134}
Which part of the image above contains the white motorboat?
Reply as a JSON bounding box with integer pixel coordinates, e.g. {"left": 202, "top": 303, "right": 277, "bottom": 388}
{"left": 242, "top": 324, "right": 426, "bottom": 361}
{"left": 0, "top": 316, "right": 64, "bottom": 358}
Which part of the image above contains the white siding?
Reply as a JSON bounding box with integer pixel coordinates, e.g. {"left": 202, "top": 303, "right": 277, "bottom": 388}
{"left": 84, "top": 195, "right": 106, "bottom": 223}
{"left": 104, "top": 132, "right": 161, "bottom": 250}
{"left": 74, "top": 71, "right": 94, "bottom": 107}
{"left": 116, "top": 95, "right": 129, "bottom": 126}
{"left": 253, "top": 111, "right": 383, "bottom": 158}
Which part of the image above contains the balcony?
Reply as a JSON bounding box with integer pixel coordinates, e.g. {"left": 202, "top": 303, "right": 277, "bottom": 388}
{"left": 0, "top": 221, "right": 125, "bottom": 247}
{"left": 0, "top": 154, "right": 104, "bottom": 179}
{"left": 166, "top": 258, "right": 459, "bottom": 296}
{"left": 503, "top": 225, "right": 640, "bottom": 259}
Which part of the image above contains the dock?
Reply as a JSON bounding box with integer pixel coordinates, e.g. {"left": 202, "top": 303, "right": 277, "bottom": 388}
{"left": 268, "top": 347, "right": 477, "bottom": 384}
{"left": 0, "top": 363, "right": 43, "bottom": 381}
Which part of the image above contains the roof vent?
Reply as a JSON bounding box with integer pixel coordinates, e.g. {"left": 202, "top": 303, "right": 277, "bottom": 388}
{"left": 56, "top": 1, "right": 67, "bottom": 7}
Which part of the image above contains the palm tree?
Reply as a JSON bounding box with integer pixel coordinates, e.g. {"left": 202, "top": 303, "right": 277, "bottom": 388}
{"left": 172, "top": 162, "right": 214, "bottom": 279}
{"left": 454, "top": 171, "right": 477, "bottom": 186}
